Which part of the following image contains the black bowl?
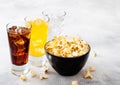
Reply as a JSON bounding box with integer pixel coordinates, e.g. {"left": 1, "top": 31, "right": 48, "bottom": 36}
{"left": 45, "top": 43, "right": 90, "bottom": 76}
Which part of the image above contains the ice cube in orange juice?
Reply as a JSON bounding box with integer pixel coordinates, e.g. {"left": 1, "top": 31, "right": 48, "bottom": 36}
{"left": 29, "top": 18, "right": 48, "bottom": 57}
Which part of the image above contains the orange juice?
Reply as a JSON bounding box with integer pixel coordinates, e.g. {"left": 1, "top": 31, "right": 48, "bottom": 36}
{"left": 28, "top": 18, "right": 48, "bottom": 57}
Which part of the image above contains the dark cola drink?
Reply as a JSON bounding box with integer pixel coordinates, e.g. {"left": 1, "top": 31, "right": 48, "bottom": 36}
{"left": 7, "top": 26, "right": 30, "bottom": 66}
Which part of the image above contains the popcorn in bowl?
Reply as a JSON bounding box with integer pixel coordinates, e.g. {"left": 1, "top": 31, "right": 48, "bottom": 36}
{"left": 45, "top": 35, "right": 89, "bottom": 58}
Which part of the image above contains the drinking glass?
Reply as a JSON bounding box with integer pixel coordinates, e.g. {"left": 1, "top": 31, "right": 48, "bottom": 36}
{"left": 6, "top": 21, "right": 31, "bottom": 76}
{"left": 25, "top": 14, "right": 49, "bottom": 67}
{"left": 42, "top": 10, "right": 66, "bottom": 40}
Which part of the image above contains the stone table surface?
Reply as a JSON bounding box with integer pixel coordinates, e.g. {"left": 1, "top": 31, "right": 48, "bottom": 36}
{"left": 0, "top": 0, "right": 120, "bottom": 85}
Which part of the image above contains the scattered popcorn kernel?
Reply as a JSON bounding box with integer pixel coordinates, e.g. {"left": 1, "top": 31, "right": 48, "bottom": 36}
{"left": 20, "top": 75, "right": 27, "bottom": 81}
{"left": 39, "top": 75, "right": 48, "bottom": 80}
{"left": 30, "top": 70, "right": 37, "bottom": 77}
{"left": 42, "top": 61, "right": 49, "bottom": 74}
{"left": 93, "top": 51, "right": 97, "bottom": 57}
{"left": 11, "top": 70, "right": 16, "bottom": 74}
{"left": 72, "top": 81, "right": 79, "bottom": 85}
{"left": 89, "top": 66, "right": 96, "bottom": 72}
{"left": 83, "top": 70, "right": 93, "bottom": 79}
{"left": 43, "top": 68, "right": 49, "bottom": 74}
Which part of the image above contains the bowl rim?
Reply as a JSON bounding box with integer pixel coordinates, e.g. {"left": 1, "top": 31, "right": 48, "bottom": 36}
{"left": 44, "top": 40, "right": 91, "bottom": 59}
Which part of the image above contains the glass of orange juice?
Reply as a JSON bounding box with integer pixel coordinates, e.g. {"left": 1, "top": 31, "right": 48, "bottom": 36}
{"left": 25, "top": 15, "right": 49, "bottom": 67}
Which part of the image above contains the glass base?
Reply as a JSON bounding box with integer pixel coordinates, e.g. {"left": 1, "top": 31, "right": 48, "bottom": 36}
{"left": 29, "top": 55, "right": 45, "bottom": 67}
{"left": 11, "top": 64, "right": 30, "bottom": 76}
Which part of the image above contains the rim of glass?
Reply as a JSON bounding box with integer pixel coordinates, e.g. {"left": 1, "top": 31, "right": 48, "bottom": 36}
{"left": 6, "top": 22, "right": 32, "bottom": 32}
{"left": 24, "top": 13, "right": 50, "bottom": 23}
{"left": 42, "top": 10, "right": 66, "bottom": 17}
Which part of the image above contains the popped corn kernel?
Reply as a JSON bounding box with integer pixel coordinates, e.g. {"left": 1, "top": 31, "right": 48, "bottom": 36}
{"left": 30, "top": 70, "right": 37, "bottom": 77}
{"left": 72, "top": 81, "right": 79, "bottom": 85}
{"left": 42, "top": 60, "right": 49, "bottom": 74}
{"left": 72, "top": 52, "right": 78, "bottom": 56}
{"left": 89, "top": 66, "right": 96, "bottom": 72}
{"left": 83, "top": 70, "right": 93, "bottom": 79}
{"left": 39, "top": 75, "right": 48, "bottom": 80}
{"left": 43, "top": 67, "right": 49, "bottom": 74}
{"left": 20, "top": 75, "right": 27, "bottom": 81}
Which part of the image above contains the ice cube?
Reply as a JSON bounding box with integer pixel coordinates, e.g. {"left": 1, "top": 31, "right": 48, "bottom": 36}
{"left": 15, "top": 39, "right": 25, "bottom": 45}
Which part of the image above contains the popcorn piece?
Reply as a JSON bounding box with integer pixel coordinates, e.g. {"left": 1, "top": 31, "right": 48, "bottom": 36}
{"left": 93, "top": 51, "right": 97, "bottom": 57}
{"left": 72, "top": 81, "right": 79, "bottom": 85}
{"left": 89, "top": 66, "right": 96, "bottom": 72}
{"left": 39, "top": 75, "right": 48, "bottom": 80}
{"left": 42, "top": 60, "right": 49, "bottom": 74}
{"left": 11, "top": 70, "right": 16, "bottom": 74}
{"left": 43, "top": 67, "right": 49, "bottom": 74}
{"left": 83, "top": 70, "right": 93, "bottom": 79}
{"left": 53, "top": 36, "right": 57, "bottom": 39}
{"left": 30, "top": 70, "right": 37, "bottom": 77}
{"left": 20, "top": 75, "right": 27, "bottom": 81}
{"left": 72, "top": 52, "right": 78, "bottom": 56}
